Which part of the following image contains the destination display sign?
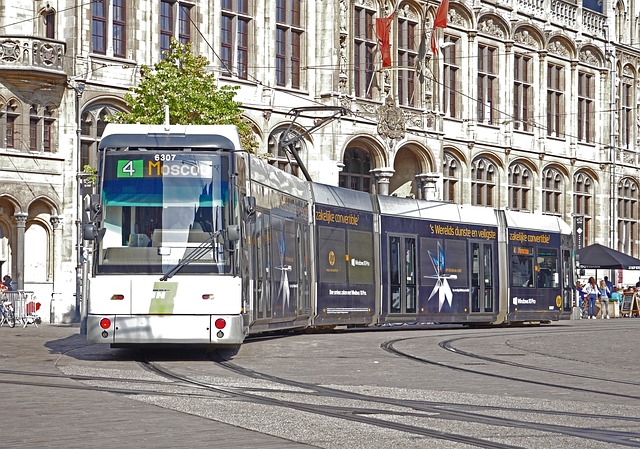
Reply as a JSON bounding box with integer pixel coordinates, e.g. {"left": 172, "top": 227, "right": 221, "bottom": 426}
{"left": 116, "top": 158, "right": 215, "bottom": 179}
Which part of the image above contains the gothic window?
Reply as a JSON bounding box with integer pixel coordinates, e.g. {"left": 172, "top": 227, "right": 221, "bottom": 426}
{"left": 574, "top": 172, "right": 593, "bottom": 246}
{"left": 443, "top": 35, "right": 460, "bottom": 118}
{"left": 44, "top": 9, "right": 55, "bottom": 39}
{"left": 178, "top": 3, "right": 192, "bottom": 45}
{"left": 397, "top": 8, "right": 418, "bottom": 107}
{"left": 43, "top": 106, "right": 55, "bottom": 153}
{"left": 542, "top": 167, "right": 563, "bottom": 215}
{"left": 267, "top": 128, "right": 303, "bottom": 176}
{"left": 4, "top": 101, "right": 19, "bottom": 149}
{"left": 275, "top": 0, "right": 303, "bottom": 89}
{"left": 30, "top": 104, "right": 41, "bottom": 152}
{"left": 353, "top": 4, "right": 376, "bottom": 99}
{"left": 442, "top": 152, "right": 459, "bottom": 203}
{"left": 160, "top": 0, "right": 174, "bottom": 57}
{"left": 471, "top": 158, "right": 496, "bottom": 207}
{"left": 477, "top": 43, "right": 498, "bottom": 124}
{"left": 578, "top": 72, "right": 595, "bottom": 143}
{"left": 340, "top": 147, "right": 373, "bottom": 193}
{"left": 547, "top": 63, "right": 565, "bottom": 138}
{"left": 508, "top": 163, "right": 531, "bottom": 211}
{"left": 514, "top": 53, "right": 532, "bottom": 131}
{"left": 81, "top": 106, "right": 121, "bottom": 169}
{"left": 221, "top": 0, "right": 251, "bottom": 79}
{"left": 619, "top": 74, "right": 633, "bottom": 149}
{"left": 618, "top": 178, "right": 638, "bottom": 256}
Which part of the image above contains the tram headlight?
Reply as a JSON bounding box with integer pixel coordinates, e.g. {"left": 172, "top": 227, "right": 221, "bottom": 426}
{"left": 214, "top": 318, "right": 226, "bottom": 329}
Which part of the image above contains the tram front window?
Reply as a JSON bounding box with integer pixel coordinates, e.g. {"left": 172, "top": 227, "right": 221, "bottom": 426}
{"left": 95, "top": 151, "right": 232, "bottom": 274}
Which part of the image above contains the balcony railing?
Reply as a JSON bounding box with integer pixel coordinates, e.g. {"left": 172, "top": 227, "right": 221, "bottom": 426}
{"left": 0, "top": 36, "right": 65, "bottom": 73}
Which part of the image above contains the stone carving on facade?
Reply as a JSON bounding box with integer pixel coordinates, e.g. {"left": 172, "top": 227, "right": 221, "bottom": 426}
{"left": 398, "top": 4, "right": 418, "bottom": 21}
{"left": 377, "top": 95, "right": 406, "bottom": 142}
{"left": 354, "top": 0, "right": 375, "bottom": 8}
{"left": 578, "top": 49, "right": 599, "bottom": 66}
{"left": 547, "top": 41, "right": 570, "bottom": 57}
{"left": 448, "top": 9, "right": 465, "bottom": 27}
{"left": 404, "top": 111, "right": 424, "bottom": 129}
{"left": 50, "top": 216, "right": 61, "bottom": 230}
{"left": 0, "top": 40, "right": 21, "bottom": 63}
{"left": 514, "top": 30, "right": 539, "bottom": 49}
{"left": 478, "top": 19, "right": 505, "bottom": 39}
{"left": 340, "top": 0, "right": 347, "bottom": 32}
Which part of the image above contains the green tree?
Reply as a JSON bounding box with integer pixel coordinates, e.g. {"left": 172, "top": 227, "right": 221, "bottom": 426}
{"left": 113, "top": 40, "right": 257, "bottom": 152}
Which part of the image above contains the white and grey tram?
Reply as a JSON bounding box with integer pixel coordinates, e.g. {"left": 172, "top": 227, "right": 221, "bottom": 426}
{"left": 85, "top": 124, "right": 574, "bottom": 347}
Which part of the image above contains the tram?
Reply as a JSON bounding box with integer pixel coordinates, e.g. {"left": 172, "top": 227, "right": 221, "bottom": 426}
{"left": 84, "top": 124, "right": 574, "bottom": 347}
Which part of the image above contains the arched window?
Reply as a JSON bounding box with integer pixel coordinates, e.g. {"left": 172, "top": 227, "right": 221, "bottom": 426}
{"left": 43, "top": 9, "right": 55, "bottom": 39}
{"left": 267, "top": 127, "right": 304, "bottom": 176}
{"left": 353, "top": 3, "right": 376, "bottom": 99}
{"left": 508, "top": 163, "right": 531, "bottom": 211}
{"left": 542, "top": 167, "right": 563, "bottom": 215}
{"left": 397, "top": 5, "right": 418, "bottom": 107}
{"left": 442, "top": 152, "right": 460, "bottom": 203}
{"left": 618, "top": 177, "right": 638, "bottom": 256}
{"left": 574, "top": 172, "right": 593, "bottom": 246}
{"left": 471, "top": 158, "right": 496, "bottom": 207}
{"left": 80, "top": 106, "right": 121, "bottom": 169}
{"left": 340, "top": 147, "right": 372, "bottom": 193}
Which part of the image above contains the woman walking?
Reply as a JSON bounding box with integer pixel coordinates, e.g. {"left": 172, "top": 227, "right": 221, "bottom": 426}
{"left": 598, "top": 279, "right": 610, "bottom": 319}
{"left": 583, "top": 277, "right": 599, "bottom": 319}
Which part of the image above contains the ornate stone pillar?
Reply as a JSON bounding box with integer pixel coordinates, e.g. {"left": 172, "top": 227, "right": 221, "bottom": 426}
{"left": 371, "top": 168, "right": 395, "bottom": 196}
{"left": 416, "top": 173, "right": 441, "bottom": 201}
{"left": 50, "top": 215, "right": 62, "bottom": 292}
{"left": 14, "top": 212, "right": 27, "bottom": 290}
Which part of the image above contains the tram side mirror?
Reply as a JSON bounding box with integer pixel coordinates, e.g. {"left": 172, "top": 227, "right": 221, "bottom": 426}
{"left": 83, "top": 224, "right": 105, "bottom": 243}
{"left": 243, "top": 197, "right": 256, "bottom": 222}
{"left": 226, "top": 224, "right": 240, "bottom": 242}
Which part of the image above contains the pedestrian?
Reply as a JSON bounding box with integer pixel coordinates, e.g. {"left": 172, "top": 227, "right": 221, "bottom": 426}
{"left": 604, "top": 276, "right": 613, "bottom": 295}
{"left": 2, "top": 274, "right": 12, "bottom": 291}
{"left": 576, "top": 281, "right": 586, "bottom": 319}
{"left": 636, "top": 276, "right": 640, "bottom": 288}
{"left": 583, "top": 277, "right": 598, "bottom": 319}
{"left": 598, "top": 279, "right": 610, "bottom": 319}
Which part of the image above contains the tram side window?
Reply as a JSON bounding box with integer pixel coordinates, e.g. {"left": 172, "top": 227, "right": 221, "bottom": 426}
{"left": 511, "top": 247, "right": 534, "bottom": 287}
{"left": 537, "top": 249, "right": 558, "bottom": 288}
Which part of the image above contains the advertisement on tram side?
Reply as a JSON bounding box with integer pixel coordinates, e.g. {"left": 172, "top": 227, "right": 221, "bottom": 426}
{"left": 380, "top": 215, "right": 499, "bottom": 319}
{"left": 314, "top": 206, "right": 376, "bottom": 325}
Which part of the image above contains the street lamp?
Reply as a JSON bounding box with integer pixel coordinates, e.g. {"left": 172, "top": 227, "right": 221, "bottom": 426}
{"left": 70, "top": 80, "right": 85, "bottom": 326}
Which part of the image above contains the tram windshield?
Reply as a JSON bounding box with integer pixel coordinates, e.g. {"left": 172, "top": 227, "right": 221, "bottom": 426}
{"left": 95, "top": 150, "right": 233, "bottom": 275}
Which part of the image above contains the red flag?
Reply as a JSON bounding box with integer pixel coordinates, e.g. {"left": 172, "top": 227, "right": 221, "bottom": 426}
{"left": 431, "top": 0, "right": 449, "bottom": 55}
{"left": 433, "top": 0, "right": 449, "bottom": 29}
{"left": 376, "top": 13, "right": 394, "bottom": 67}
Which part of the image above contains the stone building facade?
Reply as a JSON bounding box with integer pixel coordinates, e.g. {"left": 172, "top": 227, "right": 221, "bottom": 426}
{"left": 0, "top": 0, "right": 637, "bottom": 321}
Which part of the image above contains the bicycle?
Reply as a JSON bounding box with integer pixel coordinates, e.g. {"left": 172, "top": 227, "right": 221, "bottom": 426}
{"left": 0, "top": 295, "right": 16, "bottom": 328}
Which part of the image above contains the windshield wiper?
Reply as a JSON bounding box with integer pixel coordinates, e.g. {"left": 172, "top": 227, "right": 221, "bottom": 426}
{"left": 159, "top": 232, "right": 220, "bottom": 281}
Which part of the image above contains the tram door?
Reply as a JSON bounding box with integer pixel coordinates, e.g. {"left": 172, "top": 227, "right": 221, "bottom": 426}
{"left": 470, "top": 241, "right": 494, "bottom": 313}
{"left": 389, "top": 236, "right": 417, "bottom": 314}
{"left": 253, "top": 211, "right": 271, "bottom": 321}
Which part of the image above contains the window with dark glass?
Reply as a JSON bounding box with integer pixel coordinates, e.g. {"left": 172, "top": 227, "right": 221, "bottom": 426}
{"left": 477, "top": 44, "right": 497, "bottom": 124}
{"left": 44, "top": 107, "right": 54, "bottom": 153}
{"left": 547, "top": 63, "right": 564, "bottom": 137}
{"left": 443, "top": 35, "right": 459, "bottom": 118}
{"left": 160, "top": 0, "right": 173, "bottom": 58}
{"left": 44, "top": 10, "right": 55, "bottom": 39}
{"left": 92, "top": 0, "right": 107, "bottom": 54}
{"left": 542, "top": 167, "right": 563, "bottom": 215}
{"left": 442, "top": 153, "right": 458, "bottom": 203}
{"left": 340, "top": 147, "right": 372, "bottom": 193}
{"left": 221, "top": 0, "right": 251, "bottom": 79}
{"left": 471, "top": 158, "right": 495, "bottom": 207}
{"left": 619, "top": 75, "right": 633, "bottom": 149}
{"left": 618, "top": 178, "right": 638, "bottom": 256}
{"left": 275, "top": 0, "right": 303, "bottom": 88}
{"left": 353, "top": 5, "right": 375, "bottom": 99}
{"left": 30, "top": 104, "right": 41, "bottom": 152}
{"left": 508, "top": 163, "right": 530, "bottom": 211}
{"left": 514, "top": 53, "right": 532, "bottom": 131}
{"left": 179, "top": 4, "right": 191, "bottom": 45}
{"left": 578, "top": 72, "right": 594, "bottom": 143}
{"left": 113, "top": 0, "right": 126, "bottom": 58}
{"left": 397, "top": 12, "right": 417, "bottom": 107}
{"left": 574, "top": 173, "right": 592, "bottom": 246}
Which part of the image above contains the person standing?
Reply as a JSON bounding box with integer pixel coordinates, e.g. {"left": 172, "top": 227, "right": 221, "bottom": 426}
{"left": 2, "top": 274, "right": 12, "bottom": 291}
{"left": 583, "top": 277, "right": 598, "bottom": 319}
{"left": 598, "top": 279, "right": 610, "bottom": 319}
{"left": 576, "top": 281, "right": 586, "bottom": 319}
{"left": 604, "top": 276, "right": 614, "bottom": 296}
